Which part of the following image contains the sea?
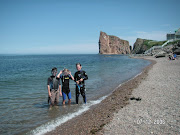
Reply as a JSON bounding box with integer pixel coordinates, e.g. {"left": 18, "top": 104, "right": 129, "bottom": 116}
{"left": 0, "top": 54, "right": 151, "bottom": 135}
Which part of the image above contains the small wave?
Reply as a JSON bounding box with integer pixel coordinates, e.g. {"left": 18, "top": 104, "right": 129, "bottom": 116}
{"left": 27, "top": 96, "right": 107, "bottom": 135}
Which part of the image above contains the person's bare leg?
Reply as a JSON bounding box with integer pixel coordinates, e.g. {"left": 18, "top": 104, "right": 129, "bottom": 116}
{"left": 63, "top": 100, "right": 66, "bottom": 105}
{"left": 68, "top": 99, "right": 71, "bottom": 105}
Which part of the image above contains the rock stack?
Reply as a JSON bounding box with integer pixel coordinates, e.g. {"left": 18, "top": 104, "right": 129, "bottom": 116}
{"left": 99, "top": 31, "right": 131, "bottom": 54}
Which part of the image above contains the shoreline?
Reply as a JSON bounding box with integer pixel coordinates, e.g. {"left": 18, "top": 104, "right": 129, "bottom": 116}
{"left": 45, "top": 57, "right": 156, "bottom": 135}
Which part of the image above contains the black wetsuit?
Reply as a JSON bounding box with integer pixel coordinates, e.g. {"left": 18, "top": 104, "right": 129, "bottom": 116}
{"left": 60, "top": 74, "right": 72, "bottom": 94}
{"left": 74, "top": 70, "right": 88, "bottom": 104}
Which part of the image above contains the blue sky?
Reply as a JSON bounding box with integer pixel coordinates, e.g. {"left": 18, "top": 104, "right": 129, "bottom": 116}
{"left": 0, "top": 0, "right": 179, "bottom": 54}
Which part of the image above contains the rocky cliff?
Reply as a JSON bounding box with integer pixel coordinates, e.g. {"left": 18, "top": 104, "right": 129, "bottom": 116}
{"left": 132, "top": 38, "right": 149, "bottom": 54}
{"left": 132, "top": 38, "right": 180, "bottom": 57}
{"left": 99, "top": 31, "right": 131, "bottom": 54}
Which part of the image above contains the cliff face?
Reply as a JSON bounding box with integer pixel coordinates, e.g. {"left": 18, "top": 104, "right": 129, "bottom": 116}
{"left": 99, "top": 31, "right": 131, "bottom": 54}
{"left": 132, "top": 38, "right": 149, "bottom": 54}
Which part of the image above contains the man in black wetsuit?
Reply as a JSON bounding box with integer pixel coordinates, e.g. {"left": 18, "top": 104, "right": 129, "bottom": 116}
{"left": 74, "top": 63, "right": 88, "bottom": 104}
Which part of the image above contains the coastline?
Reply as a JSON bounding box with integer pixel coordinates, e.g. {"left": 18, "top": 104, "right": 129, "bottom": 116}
{"left": 44, "top": 56, "right": 156, "bottom": 135}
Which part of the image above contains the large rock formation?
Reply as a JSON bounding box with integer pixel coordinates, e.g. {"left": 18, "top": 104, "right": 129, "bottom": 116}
{"left": 172, "top": 42, "right": 180, "bottom": 55}
{"left": 132, "top": 38, "right": 149, "bottom": 54}
{"left": 132, "top": 38, "right": 180, "bottom": 58}
{"left": 162, "top": 41, "right": 180, "bottom": 55}
{"left": 99, "top": 31, "right": 131, "bottom": 54}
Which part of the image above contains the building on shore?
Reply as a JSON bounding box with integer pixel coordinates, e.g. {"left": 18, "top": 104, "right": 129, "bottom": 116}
{"left": 167, "top": 28, "right": 180, "bottom": 40}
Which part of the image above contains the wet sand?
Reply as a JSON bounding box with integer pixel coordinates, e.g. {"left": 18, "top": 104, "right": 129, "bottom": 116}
{"left": 45, "top": 56, "right": 156, "bottom": 135}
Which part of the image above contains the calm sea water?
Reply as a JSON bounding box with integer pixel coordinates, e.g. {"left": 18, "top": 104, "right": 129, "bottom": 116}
{"left": 0, "top": 54, "right": 151, "bottom": 135}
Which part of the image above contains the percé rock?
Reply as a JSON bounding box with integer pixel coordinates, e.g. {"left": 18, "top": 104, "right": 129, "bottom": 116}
{"left": 99, "top": 31, "right": 131, "bottom": 54}
{"left": 132, "top": 38, "right": 149, "bottom": 54}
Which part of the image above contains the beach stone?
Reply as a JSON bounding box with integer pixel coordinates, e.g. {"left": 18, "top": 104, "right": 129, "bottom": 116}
{"left": 173, "top": 48, "right": 180, "bottom": 55}
{"left": 103, "top": 57, "right": 180, "bottom": 135}
{"left": 154, "top": 50, "right": 166, "bottom": 58}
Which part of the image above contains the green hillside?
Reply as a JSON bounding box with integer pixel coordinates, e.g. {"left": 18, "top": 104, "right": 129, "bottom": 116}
{"left": 143, "top": 40, "right": 166, "bottom": 49}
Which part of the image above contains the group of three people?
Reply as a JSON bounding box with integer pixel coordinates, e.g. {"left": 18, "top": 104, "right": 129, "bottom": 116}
{"left": 47, "top": 63, "right": 88, "bottom": 106}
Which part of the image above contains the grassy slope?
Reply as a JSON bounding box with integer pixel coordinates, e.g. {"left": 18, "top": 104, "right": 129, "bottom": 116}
{"left": 143, "top": 40, "right": 166, "bottom": 49}
{"left": 143, "top": 40, "right": 180, "bottom": 49}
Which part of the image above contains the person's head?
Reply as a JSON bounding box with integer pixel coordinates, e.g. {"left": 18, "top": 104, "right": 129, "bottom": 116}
{"left": 76, "top": 63, "right": 82, "bottom": 71}
{"left": 63, "top": 68, "right": 70, "bottom": 75}
{"left": 51, "top": 67, "right": 57, "bottom": 76}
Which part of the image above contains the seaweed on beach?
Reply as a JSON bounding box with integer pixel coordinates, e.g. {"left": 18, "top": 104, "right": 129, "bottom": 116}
{"left": 130, "top": 97, "right": 142, "bottom": 101}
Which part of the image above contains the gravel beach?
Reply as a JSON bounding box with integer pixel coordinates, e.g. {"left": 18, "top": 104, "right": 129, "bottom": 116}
{"left": 103, "top": 57, "right": 180, "bottom": 135}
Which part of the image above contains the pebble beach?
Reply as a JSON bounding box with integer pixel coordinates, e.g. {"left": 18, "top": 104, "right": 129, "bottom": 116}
{"left": 103, "top": 56, "right": 180, "bottom": 135}
{"left": 45, "top": 56, "right": 180, "bottom": 135}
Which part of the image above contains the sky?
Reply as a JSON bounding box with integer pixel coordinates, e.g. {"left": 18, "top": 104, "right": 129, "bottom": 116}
{"left": 0, "top": 0, "right": 179, "bottom": 54}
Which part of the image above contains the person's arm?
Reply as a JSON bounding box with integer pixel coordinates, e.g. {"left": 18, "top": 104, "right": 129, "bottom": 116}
{"left": 47, "top": 78, "right": 51, "bottom": 97}
{"left": 74, "top": 72, "right": 79, "bottom": 84}
{"left": 59, "top": 84, "right": 62, "bottom": 96}
{"left": 57, "top": 77, "right": 62, "bottom": 96}
{"left": 75, "top": 74, "right": 80, "bottom": 84}
{"left": 79, "top": 71, "right": 88, "bottom": 82}
{"left": 47, "top": 85, "right": 51, "bottom": 97}
{"left": 83, "top": 71, "right": 88, "bottom": 80}
{"left": 69, "top": 71, "right": 74, "bottom": 80}
{"left": 57, "top": 70, "right": 63, "bottom": 78}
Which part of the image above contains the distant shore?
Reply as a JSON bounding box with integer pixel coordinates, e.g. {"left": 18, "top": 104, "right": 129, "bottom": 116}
{"left": 45, "top": 56, "right": 156, "bottom": 135}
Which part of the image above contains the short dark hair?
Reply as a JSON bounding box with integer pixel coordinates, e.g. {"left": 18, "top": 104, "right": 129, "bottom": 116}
{"left": 76, "top": 63, "right": 81, "bottom": 66}
{"left": 51, "top": 67, "right": 57, "bottom": 72}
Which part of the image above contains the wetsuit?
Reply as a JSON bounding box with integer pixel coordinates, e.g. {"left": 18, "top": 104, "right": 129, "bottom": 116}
{"left": 47, "top": 76, "right": 61, "bottom": 105}
{"left": 74, "top": 70, "right": 88, "bottom": 104}
{"left": 60, "top": 74, "right": 72, "bottom": 101}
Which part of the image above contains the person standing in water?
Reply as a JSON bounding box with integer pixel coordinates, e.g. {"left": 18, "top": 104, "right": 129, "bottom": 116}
{"left": 74, "top": 63, "right": 88, "bottom": 104}
{"left": 57, "top": 69, "right": 74, "bottom": 105}
{"left": 47, "top": 67, "right": 62, "bottom": 106}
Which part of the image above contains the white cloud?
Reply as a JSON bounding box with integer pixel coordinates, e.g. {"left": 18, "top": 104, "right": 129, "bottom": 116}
{"left": 136, "top": 31, "right": 167, "bottom": 41}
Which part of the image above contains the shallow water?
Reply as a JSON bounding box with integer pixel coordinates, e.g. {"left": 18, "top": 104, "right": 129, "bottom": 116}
{"left": 0, "top": 54, "right": 151, "bottom": 135}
